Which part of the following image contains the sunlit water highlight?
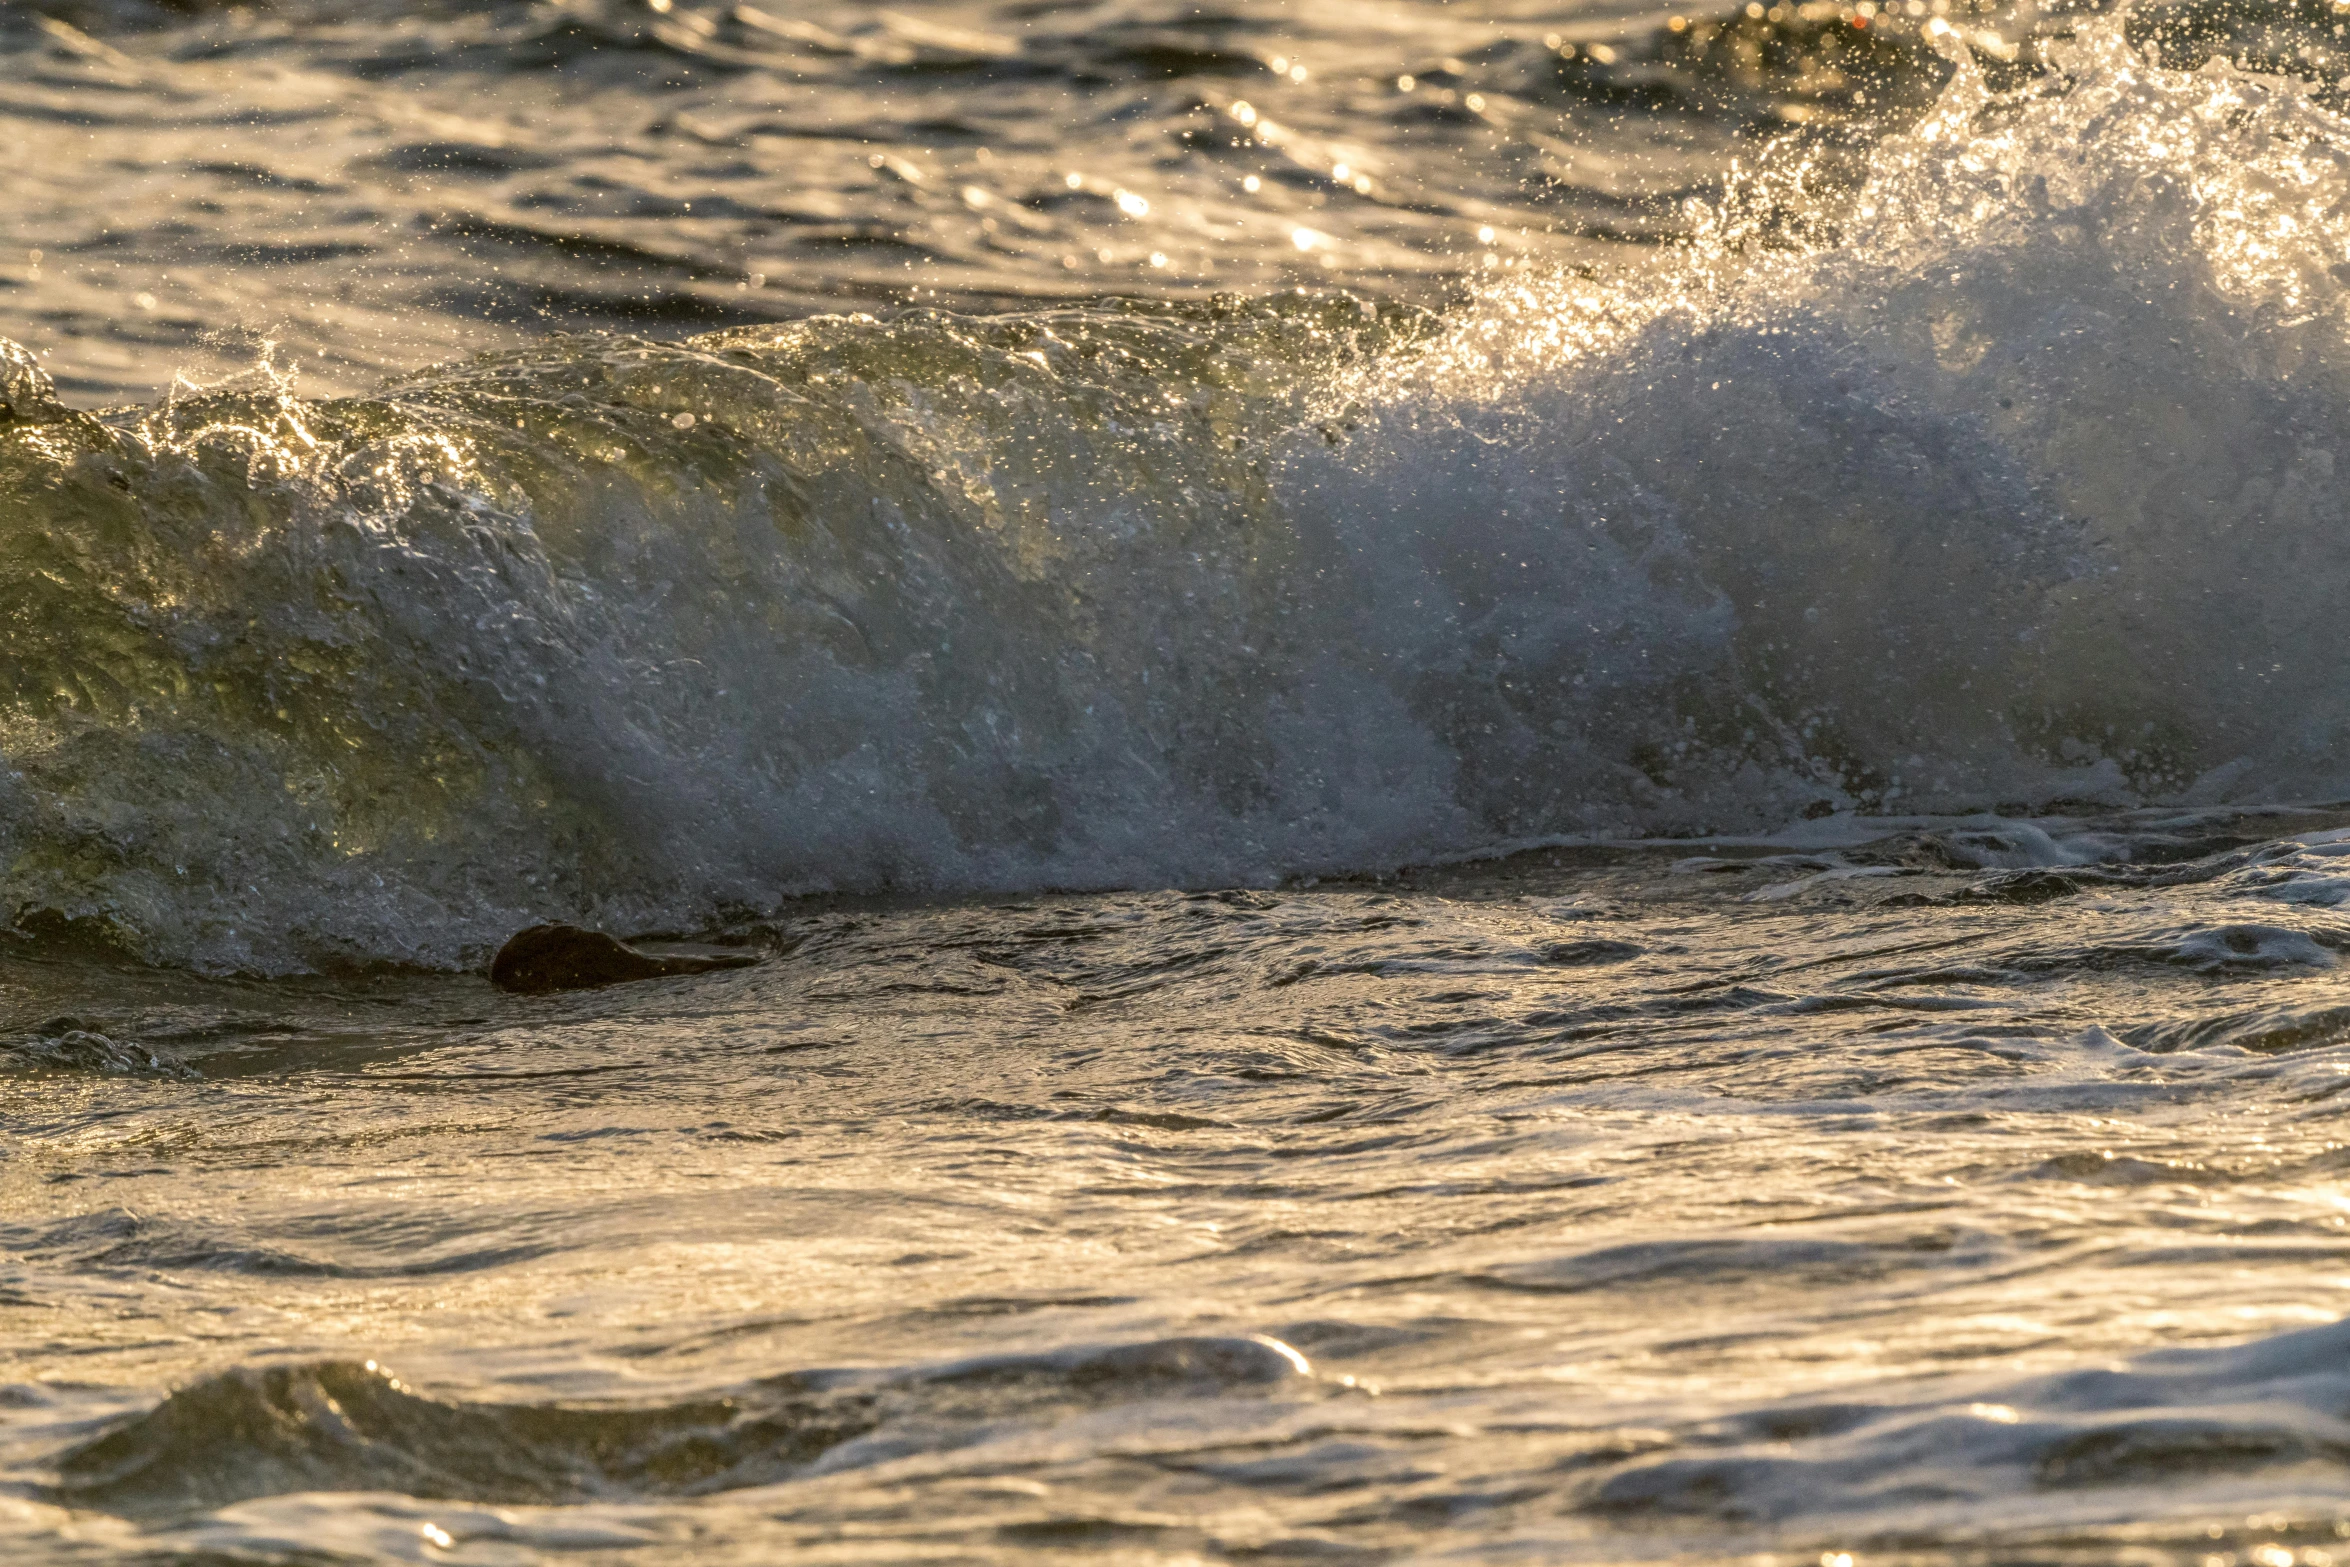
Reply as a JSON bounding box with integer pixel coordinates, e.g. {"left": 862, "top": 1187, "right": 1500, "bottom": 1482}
{"left": 10, "top": 2, "right": 2350, "bottom": 1562}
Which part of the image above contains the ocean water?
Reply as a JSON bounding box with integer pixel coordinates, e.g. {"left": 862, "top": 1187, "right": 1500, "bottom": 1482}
{"left": 11, "top": 0, "right": 2350, "bottom": 1561}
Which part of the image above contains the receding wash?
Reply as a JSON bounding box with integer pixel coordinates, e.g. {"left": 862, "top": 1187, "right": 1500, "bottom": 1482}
{"left": 6, "top": 2, "right": 2350, "bottom": 1563}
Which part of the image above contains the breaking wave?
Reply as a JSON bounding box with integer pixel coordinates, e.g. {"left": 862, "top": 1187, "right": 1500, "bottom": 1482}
{"left": 5, "top": 11, "right": 2350, "bottom": 972}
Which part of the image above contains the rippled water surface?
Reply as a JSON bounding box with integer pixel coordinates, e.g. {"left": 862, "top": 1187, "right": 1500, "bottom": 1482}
{"left": 12, "top": 0, "right": 2350, "bottom": 1561}
{"left": 17, "top": 814, "right": 2350, "bottom": 1563}
{"left": 1, "top": 0, "right": 2038, "bottom": 398}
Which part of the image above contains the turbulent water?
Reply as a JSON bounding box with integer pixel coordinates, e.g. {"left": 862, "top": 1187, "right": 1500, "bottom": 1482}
{"left": 11, "top": 0, "right": 2350, "bottom": 1562}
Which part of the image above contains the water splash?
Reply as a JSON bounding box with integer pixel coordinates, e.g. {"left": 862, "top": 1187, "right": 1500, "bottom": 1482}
{"left": 4, "top": 11, "right": 2350, "bottom": 972}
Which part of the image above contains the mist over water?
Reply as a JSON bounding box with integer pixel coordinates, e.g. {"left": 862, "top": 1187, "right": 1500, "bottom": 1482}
{"left": 11, "top": 3, "right": 2350, "bottom": 1564}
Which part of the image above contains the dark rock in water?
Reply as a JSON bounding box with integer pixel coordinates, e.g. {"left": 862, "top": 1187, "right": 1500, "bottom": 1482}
{"left": 0, "top": 337, "right": 68, "bottom": 426}
{"left": 490, "top": 924, "right": 758, "bottom": 994}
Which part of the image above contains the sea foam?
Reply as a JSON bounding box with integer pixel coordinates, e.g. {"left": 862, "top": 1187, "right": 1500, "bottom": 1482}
{"left": 2, "top": 12, "right": 2347, "bottom": 972}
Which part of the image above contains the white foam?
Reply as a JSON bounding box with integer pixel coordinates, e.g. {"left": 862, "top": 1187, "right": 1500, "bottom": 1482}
{"left": 7, "top": 13, "right": 2350, "bottom": 970}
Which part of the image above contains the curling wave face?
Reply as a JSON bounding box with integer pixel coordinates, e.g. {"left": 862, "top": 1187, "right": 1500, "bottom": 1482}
{"left": 5, "top": 11, "right": 2350, "bottom": 972}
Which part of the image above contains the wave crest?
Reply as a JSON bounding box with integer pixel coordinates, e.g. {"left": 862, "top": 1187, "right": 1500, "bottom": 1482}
{"left": 4, "top": 13, "right": 2349, "bottom": 971}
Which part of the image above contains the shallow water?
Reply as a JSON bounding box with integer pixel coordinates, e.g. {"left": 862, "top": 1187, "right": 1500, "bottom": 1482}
{"left": 16, "top": 811, "right": 2350, "bottom": 1563}
{"left": 11, "top": 0, "right": 2350, "bottom": 1562}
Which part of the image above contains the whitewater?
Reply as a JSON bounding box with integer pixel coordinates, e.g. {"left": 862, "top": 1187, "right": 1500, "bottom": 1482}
{"left": 9, "top": 1, "right": 2350, "bottom": 1562}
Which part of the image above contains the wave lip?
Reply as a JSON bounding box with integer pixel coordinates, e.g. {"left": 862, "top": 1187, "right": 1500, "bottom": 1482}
{"left": 47, "top": 1334, "right": 1317, "bottom": 1518}
{"left": 1584, "top": 1316, "right": 2350, "bottom": 1528}
{"left": 49, "top": 1360, "right": 872, "bottom": 1516}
